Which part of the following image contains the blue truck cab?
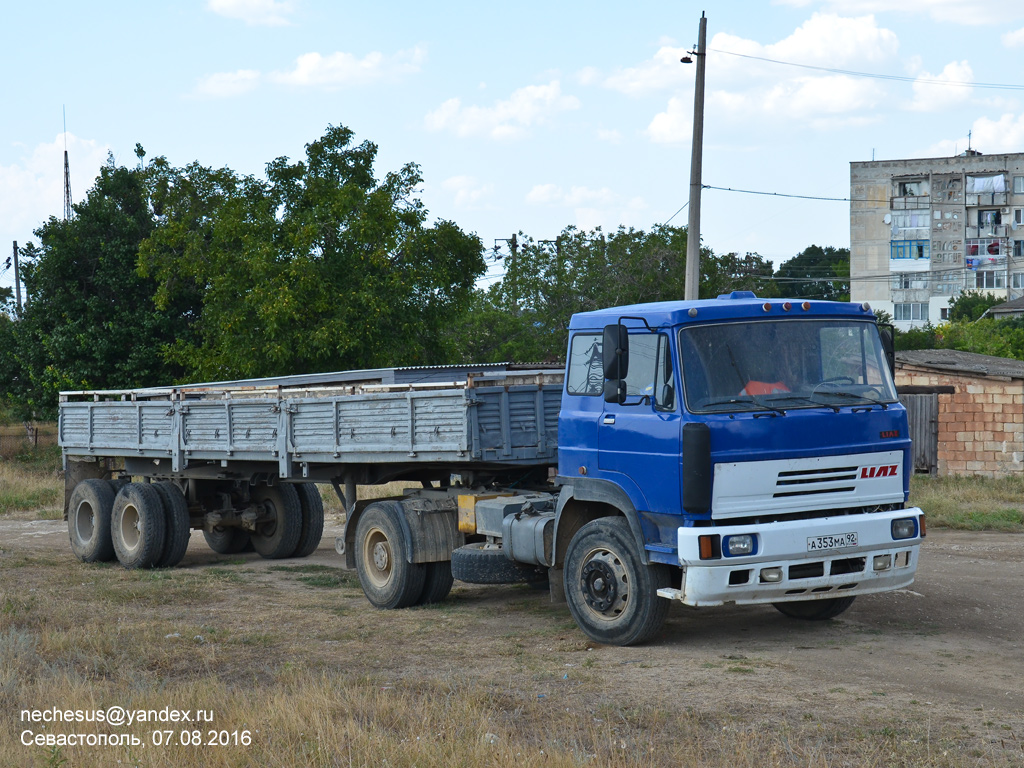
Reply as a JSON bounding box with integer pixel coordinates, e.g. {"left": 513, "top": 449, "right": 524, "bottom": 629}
{"left": 553, "top": 292, "right": 924, "bottom": 644}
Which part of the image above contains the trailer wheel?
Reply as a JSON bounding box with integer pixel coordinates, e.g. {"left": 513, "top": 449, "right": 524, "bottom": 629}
{"left": 450, "top": 543, "right": 547, "bottom": 585}
{"left": 152, "top": 482, "right": 191, "bottom": 568}
{"left": 415, "top": 561, "right": 455, "bottom": 605}
{"left": 355, "top": 501, "right": 426, "bottom": 609}
{"left": 111, "top": 483, "right": 166, "bottom": 569}
{"left": 203, "top": 527, "right": 250, "bottom": 555}
{"left": 250, "top": 484, "right": 302, "bottom": 559}
{"left": 773, "top": 596, "right": 856, "bottom": 621}
{"left": 67, "top": 479, "right": 117, "bottom": 563}
{"left": 564, "top": 517, "right": 671, "bottom": 646}
{"left": 291, "top": 484, "right": 325, "bottom": 558}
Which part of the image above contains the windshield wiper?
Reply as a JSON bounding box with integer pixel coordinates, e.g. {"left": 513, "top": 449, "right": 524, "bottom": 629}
{"left": 811, "top": 390, "right": 889, "bottom": 409}
{"left": 701, "top": 397, "right": 786, "bottom": 415}
{"left": 762, "top": 393, "right": 839, "bottom": 412}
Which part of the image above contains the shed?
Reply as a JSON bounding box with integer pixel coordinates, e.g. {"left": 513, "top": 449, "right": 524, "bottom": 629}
{"left": 895, "top": 349, "right": 1024, "bottom": 477}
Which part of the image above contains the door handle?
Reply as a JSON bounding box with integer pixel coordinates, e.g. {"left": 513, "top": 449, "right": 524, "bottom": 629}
{"left": 602, "top": 415, "right": 616, "bottom": 425}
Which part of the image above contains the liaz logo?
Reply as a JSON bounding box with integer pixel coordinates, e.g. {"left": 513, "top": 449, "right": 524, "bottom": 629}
{"left": 861, "top": 465, "right": 898, "bottom": 478}
{"left": 880, "top": 430, "right": 900, "bottom": 439}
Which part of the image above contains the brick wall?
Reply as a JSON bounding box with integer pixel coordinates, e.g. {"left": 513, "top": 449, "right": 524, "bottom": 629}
{"left": 896, "top": 365, "right": 1024, "bottom": 477}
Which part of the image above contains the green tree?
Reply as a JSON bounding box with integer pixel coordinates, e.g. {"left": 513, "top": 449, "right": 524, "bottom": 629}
{"left": 946, "top": 290, "right": 1003, "bottom": 322}
{"left": 773, "top": 245, "right": 850, "bottom": 301}
{"left": 140, "top": 125, "right": 485, "bottom": 380}
{"left": 11, "top": 161, "right": 195, "bottom": 415}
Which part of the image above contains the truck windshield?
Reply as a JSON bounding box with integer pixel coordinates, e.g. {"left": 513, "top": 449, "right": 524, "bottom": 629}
{"left": 679, "top": 319, "right": 898, "bottom": 413}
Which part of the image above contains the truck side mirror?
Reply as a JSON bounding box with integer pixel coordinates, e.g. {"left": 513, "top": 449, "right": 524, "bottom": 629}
{"left": 603, "top": 324, "right": 629, "bottom": 379}
{"left": 877, "top": 323, "right": 895, "bottom": 378}
{"left": 604, "top": 379, "right": 627, "bottom": 404}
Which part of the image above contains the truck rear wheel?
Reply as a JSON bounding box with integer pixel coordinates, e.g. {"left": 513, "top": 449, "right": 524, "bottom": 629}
{"left": 415, "top": 561, "right": 455, "bottom": 605}
{"left": 564, "top": 517, "right": 671, "bottom": 646}
{"left": 773, "top": 596, "right": 856, "bottom": 620}
{"left": 450, "top": 542, "right": 547, "bottom": 585}
{"left": 250, "top": 484, "right": 302, "bottom": 559}
{"left": 355, "top": 501, "right": 425, "bottom": 609}
{"left": 67, "top": 479, "right": 117, "bottom": 563}
{"left": 291, "top": 484, "right": 325, "bottom": 558}
{"left": 111, "top": 483, "right": 166, "bottom": 569}
{"left": 152, "top": 482, "right": 191, "bottom": 568}
{"left": 203, "top": 527, "right": 250, "bottom": 554}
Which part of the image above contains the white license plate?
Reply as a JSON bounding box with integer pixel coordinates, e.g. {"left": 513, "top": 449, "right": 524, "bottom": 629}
{"left": 807, "top": 532, "right": 858, "bottom": 551}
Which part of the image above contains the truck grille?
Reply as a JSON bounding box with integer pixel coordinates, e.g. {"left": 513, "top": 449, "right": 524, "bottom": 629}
{"left": 773, "top": 466, "right": 858, "bottom": 498}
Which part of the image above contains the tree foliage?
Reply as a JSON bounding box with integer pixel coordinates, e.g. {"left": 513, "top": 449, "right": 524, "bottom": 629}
{"left": 140, "top": 126, "right": 484, "bottom": 380}
{"left": 773, "top": 244, "right": 850, "bottom": 302}
{"left": 946, "top": 290, "right": 1004, "bottom": 323}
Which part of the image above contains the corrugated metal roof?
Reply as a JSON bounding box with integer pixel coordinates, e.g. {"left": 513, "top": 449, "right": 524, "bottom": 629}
{"left": 896, "top": 348, "right": 1024, "bottom": 379}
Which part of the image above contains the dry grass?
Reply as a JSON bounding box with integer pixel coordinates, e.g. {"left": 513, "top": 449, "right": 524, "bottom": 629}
{"left": 0, "top": 446, "right": 63, "bottom": 518}
{"left": 910, "top": 474, "right": 1024, "bottom": 532}
{"left": 2, "top": 544, "right": 1021, "bottom": 767}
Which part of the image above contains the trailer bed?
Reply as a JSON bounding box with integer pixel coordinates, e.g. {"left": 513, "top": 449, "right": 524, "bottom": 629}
{"left": 59, "top": 364, "right": 564, "bottom": 478}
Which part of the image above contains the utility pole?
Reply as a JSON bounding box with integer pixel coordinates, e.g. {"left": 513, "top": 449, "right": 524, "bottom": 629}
{"left": 12, "top": 241, "right": 22, "bottom": 316}
{"left": 63, "top": 106, "right": 73, "bottom": 220}
{"left": 683, "top": 12, "right": 707, "bottom": 301}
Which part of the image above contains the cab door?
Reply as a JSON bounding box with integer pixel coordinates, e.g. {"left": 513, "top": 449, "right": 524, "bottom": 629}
{"left": 597, "top": 332, "right": 682, "bottom": 515}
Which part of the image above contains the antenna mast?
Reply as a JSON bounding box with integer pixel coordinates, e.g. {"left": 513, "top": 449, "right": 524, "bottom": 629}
{"left": 63, "top": 106, "right": 72, "bottom": 220}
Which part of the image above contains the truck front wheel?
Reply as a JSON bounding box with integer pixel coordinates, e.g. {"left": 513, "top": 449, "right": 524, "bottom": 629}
{"left": 564, "top": 517, "right": 671, "bottom": 646}
{"left": 773, "top": 596, "right": 856, "bottom": 620}
{"left": 354, "top": 501, "right": 425, "bottom": 609}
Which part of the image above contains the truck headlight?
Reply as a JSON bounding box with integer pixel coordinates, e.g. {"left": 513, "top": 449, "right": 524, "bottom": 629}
{"left": 724, "top": 534, "right": 756, "bottom": 556}
{"left": 891, "top": 518, "right": 917, "bottom": 540}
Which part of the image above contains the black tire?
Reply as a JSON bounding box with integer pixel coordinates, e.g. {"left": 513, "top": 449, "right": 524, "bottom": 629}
{"left": 564, "top": 517, "right": 671, "bottom": 646}
{"left": 291, "top": 484, "right": 325, "bottom": 558}
{"left": 249, "top": 484, "right": 302, "bottom": 559}
{"left": 773, "top": 596, "right": 856, "bottom": 620}
{"left": 152, "top": 482, "right": 191, "bottom": 568}
{"left": 111, "top": 483, "right": 166, "bottom": 569}
{"left": 354, "top": 501, "right": 426, "bottom": 609}
{"left": 451, "top": 542, "right": 547, "bottom": 585}
{"left": 67, "top": 479, "right": 117, "bottom": 563}
{"left": 203, "top": 527, "right": 251, "bottom": 555}
{"left": 415, "top": 561, "right": 455, "bottom": 606}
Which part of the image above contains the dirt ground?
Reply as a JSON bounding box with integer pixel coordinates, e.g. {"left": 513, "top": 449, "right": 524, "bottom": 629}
{"left": 3, "top": 517, "right": 1023, "bottom": 762}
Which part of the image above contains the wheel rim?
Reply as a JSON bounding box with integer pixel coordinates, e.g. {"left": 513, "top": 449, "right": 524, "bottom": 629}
{"left": 120, "top": 504, "right": 141, "bottom": 552}
{"left": 256, "top": 498, "right": 279, "bottom": 537}
{"left": 75, "top": 501, "right": 95, "bottom": 542}
{"left": 362, "top": 526, "right": 393, "bottom": 589}
{"left": 579, "top": 549, "right": 629, "bottom": 621}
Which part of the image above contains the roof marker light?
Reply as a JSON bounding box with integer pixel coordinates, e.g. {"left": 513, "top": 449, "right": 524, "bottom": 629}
{"left": 782, "top": 302, "right": 792, "bottom": 312}
{"left": 688, "top": 308, "right": 698, "bottom": 317}
{"left": 801, "top": 301, "right": 811, "bottom": 311}
{"left": 861, "top": 302, "right": 872, "bottom": 312}
{"left": 762, "top": 302, "right": 771, "bottom": 312}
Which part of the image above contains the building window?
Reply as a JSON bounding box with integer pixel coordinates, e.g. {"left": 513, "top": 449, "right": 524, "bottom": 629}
{"left": 975, "top": 270, "right": 1005, "bottom": 290}
{"left": 892, "top": 273, "right": 911, "bottom": 290}
{"left": 1014, "top": 176, "right": 1024, "bottom": 194}
{"left": 891, "top": 240, "right": 930, "bottom": 260}
{"left": 897, "top": 179, "right": 929, "bottom": 197}
{"left": 940, "top": 308, "right": 949, "bottom": 321}
{"left": 891, "top": 209, "right": 930, "bottom": 229}
{"left": 1015, "top": 209, "right": 1023, "bottom": 226}
{"left": 966, "top": 238, "right": 1001, "bottom": 257}
{"left": 894, "top": 303, "right": 928, "bottom": 322}
{"left": 1015, "top": 241, "right": 1024, "bottom": 259}
{"left": 979, "top": 209, "right": 1002, "bottom": 228}
{"left": 1012, "top": 271, "right": 1024, "bottom": 289}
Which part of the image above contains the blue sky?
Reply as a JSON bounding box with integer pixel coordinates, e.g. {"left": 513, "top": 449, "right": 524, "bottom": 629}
{"left": 2, "top": 0, "right": 1024, "bottom": 296}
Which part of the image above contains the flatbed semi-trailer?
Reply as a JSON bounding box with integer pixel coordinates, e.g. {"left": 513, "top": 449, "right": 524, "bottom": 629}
{"left": 60, "top": 293, "right": 925, "bottom": 646}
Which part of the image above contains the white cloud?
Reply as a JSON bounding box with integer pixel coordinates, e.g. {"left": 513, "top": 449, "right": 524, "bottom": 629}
{"left": 194, "top": 69, "right": 261, "bottom": 98}
{"left": 596, "top": 128, "right": 622, "bottom": 143}
{"left": 525, "top": 184, "right": 647, "bottom": 231}
{"left": 0, "top": 134, "right": 108, "bottom": 272}
{"left": 646, "top": 97, "right": 692, "bottom": 144}
{"left": 908, "top": 60, "right": 973, "bottom": 112}
{"left": 773, "top": 0, "right": 1023, "bottom": 26}
{"left": 1003, "top": 27, "right": 1024, "bottom": 47}
{"left": 440, "top": 176, "right": 494, "bottom": 209}
{"left": 424, "top": 81, "right": 580, "bottom": 140}
{"left": 207, "top": 0, "right": 295, "bottom": 26}
{"left": 271, "top": 46, "right": 426, "bottom": 87}
{"left": 604, "top": 46, "right": 691, "bottom": 95}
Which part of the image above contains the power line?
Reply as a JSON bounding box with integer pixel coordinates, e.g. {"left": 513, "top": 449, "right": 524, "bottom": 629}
{"left": 709, "top": 48, "right": 1024, "bottom": 91}
{"left": 703, "top": 184, "right": 850, "bottom": 202}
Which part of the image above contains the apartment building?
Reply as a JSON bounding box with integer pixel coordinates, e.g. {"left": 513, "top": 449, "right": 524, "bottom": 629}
{"left": 850, "top": 151, "right": 1024, "bottom": 329}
